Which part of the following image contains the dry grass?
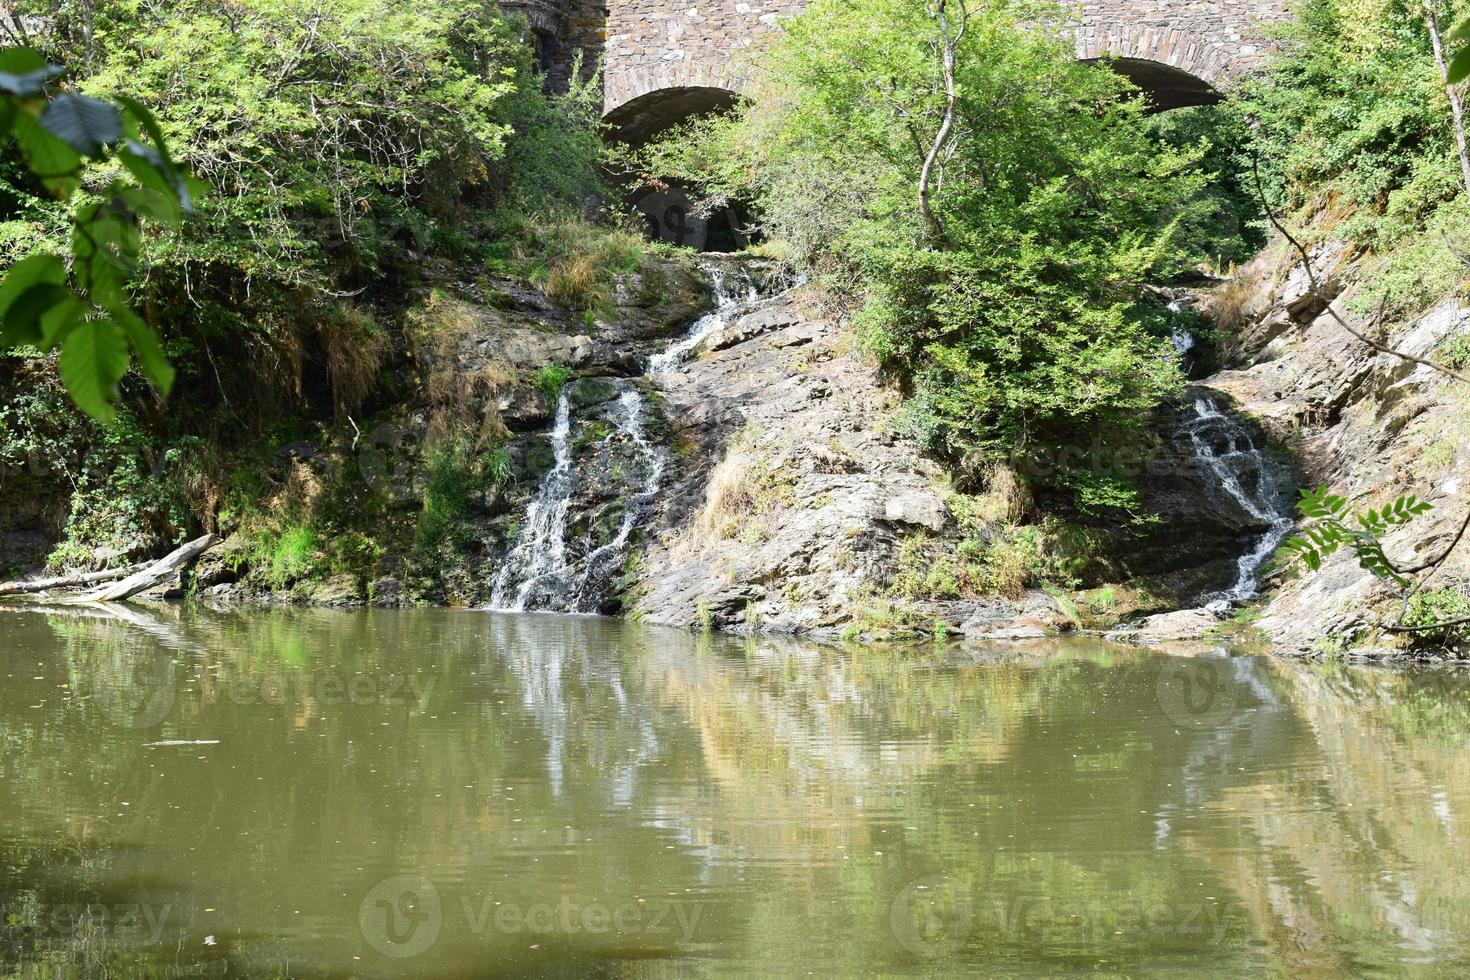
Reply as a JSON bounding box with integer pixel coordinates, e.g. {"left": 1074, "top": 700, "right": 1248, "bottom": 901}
{"left": 544, "top": 253, "right": 600, "bottom": 308}
{"left": 319, "top": 303, "right": 389, "bottom": 416}
{"left": 515, "top": 215, "right": 647, "bottom": 314}
{"left": 408, "top": 290, "right": 514, "bottom": 446}
{"left": 976, "top": 464, "right": 1030, "bottom": 525}
{"left": 673, "top": 428, "right": 800, "bottom": 552}
{"left": 1211, "top": 264, "right": 1269, "bottom": 337}
{"left": 694, "top": 452, "right": 760, "bottom": 542}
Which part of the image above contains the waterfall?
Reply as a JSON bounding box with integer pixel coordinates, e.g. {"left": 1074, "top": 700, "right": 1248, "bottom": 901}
{"left": 490, "top": 390, "right": 575, "bottom": 611}
{"left": 1184, "top": 395, "right": 1294, "bottom": 612}
{"left": 490, "top": 261, "right": 761, "bottom": 613}
{"left": 647, "top": 264, "right": 757, "bottom": 375}
{"left": 564, "top": 388, "right": 667, "bottom": 611}
{"left": 1168, "top": 297, "right": 1196, "bottom": 356}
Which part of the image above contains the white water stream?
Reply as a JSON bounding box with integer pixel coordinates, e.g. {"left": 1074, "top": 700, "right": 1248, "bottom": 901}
{"left": 1184, "top": 395, "right": 1295, "bottom": 612}
{"left": 491, "top": 263, "right": 759, "bottom": 612}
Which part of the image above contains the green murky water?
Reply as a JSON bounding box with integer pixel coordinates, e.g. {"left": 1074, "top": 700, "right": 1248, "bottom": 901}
{"left": 3, "top": 606, "right": 1470, "bottom": 977}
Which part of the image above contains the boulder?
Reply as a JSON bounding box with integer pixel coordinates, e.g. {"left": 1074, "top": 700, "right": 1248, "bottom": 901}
{"left": 370, "top": 576, "right": 406, "bottom": 607}
{"left": 1113, "top": 608, "right": 1220, "bottom": 642}
{"left": 883, "top": 493, "right": 948, "bottom": 532}
{"left": 711, "top": 307, "right": 803, "bottom": 351}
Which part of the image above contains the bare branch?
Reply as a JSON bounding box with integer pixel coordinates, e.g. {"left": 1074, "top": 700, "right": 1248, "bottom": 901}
{"left": 1250, "top": 155, "right": 1470, "bottom": 385}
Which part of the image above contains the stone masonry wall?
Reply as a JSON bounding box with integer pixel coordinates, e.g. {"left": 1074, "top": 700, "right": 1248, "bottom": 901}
{"left": 598, "top": 0, "right": 1290, "bottom": 117}
{"left": 1068, "top": 0, "right": 1289, "bottom": 87}
{"left": 508, "top": 0, "right": 1292, "bottom": 120}
{"left": 602, "top": 0, "right": 805, "bottom": 113}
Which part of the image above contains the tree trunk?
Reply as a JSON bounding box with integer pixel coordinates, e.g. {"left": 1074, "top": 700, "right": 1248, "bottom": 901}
{"left": 62, "top": 535, "right": 220, "bottom": 604}
{"left": 1427, "top": 0, "right": 1470, "bottom": 198}
{"left": 0, "top": 562, "right": 149, "bottom": 597}
{"left": 918, "top": 0, "right": 966, "bottom": 246}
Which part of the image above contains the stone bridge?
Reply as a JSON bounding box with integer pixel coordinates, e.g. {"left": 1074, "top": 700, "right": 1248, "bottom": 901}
{"left": 512, "top": 0, "right": 1288, "bottom": 142}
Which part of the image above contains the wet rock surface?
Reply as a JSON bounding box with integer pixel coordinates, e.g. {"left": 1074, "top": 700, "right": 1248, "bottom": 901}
{"left": 1111, "top": 607, "right": 1221, "bottom": 642}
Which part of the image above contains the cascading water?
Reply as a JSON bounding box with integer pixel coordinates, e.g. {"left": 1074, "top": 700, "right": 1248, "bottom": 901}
{"left": 564, "top": 388, "right": 666, "bottom": 610}
{"left": 647, "top": 264, "right": 758, "bottom": 375}
{"left": 1183, "top": 395, "right": 1294, "bottom": 613}
{"left": 1168, "top": 297, "right": 1196, "bottom": 357}
{"left": 490, "top": 390, "right": 575, "bottom": 610}
{"left": 490, "top": 262, "right": 761, "bottom": 613}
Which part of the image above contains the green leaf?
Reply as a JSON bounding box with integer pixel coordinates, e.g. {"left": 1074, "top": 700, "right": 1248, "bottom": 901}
{"left": 0, "top": 48, "right": 60, "bottom": 97}
{"left": 1451, "top": 45, "right": 1470, "bottom": 86}
{"left": 10, "top": 110, "right": 81, "bottom": 193}
{"left": 0, "top": 48, "right": 48, "bottom": 74}
{"left": 0, "top": 252, "right": 67, "bottom": 341}
{"left": 73, "top": 202, "right": 140, "bottom": 296}
{"left": 116, "top": 148, "right": 185, "bottom": 224}
{"left": 108, "top": 303, "right": 174, "bottom": 396}
{"left": 3, "top": 282, "right": 73, "bottom": 346}
{"left": 58, "top": 318, "right": 129, "bottom": 423}
{"left": 115, "top": 96, "right": 192, "bottom": 211}
{"left": 40, "top": 93, "right": 122, "bottom": 157}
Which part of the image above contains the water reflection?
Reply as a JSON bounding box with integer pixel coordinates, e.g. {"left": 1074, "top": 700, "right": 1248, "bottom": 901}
{"left": 1, "top": 605, "right": 1469, "bottom": 976}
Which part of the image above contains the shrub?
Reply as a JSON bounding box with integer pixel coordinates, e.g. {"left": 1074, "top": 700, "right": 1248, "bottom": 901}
{"left": 1237, "top": 0, "right": 1470, "bottom": 314}
{"left": 634, "top": 0, "right": 1240, "bottom": 508}
{"left": 1402, "top": 585, "right": 1470, "bottom": 642}
{"left": 531, "top": 362, "right": 573, "bottom": 402}
{"left": 488, "top": 213, "right": 648, "bottom": 315}
{"left": 1441, "top": 330, "right": 1470, "bottom": 370}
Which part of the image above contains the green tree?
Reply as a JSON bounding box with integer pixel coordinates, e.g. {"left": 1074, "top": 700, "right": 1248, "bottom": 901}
{"left": 634, "top": 0, "right": 1228, "bottom": 510}
{"left": 0, "top": 45, "right": 194, "bottom": 422}
{"left": 2, "top": 0, "right": 607, "bottom": 426}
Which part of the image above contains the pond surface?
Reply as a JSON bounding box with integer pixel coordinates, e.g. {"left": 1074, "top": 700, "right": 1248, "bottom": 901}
{"left": 3, "top": 606, "right": 1470, "bottom": 977}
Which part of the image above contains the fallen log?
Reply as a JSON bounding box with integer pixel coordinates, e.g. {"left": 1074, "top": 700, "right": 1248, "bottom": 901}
{"left": 0, "top": 562, "right": 148, "bottom": 597}
{"left": 63, "top": 535, "right": 221, "bottom": 604}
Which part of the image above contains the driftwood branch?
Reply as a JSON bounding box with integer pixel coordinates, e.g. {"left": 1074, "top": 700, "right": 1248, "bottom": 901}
{"left": 61, "top": 535, "right": 220, "bottom": 604}
{"left": 0, "top": 562, "right": 148, "bottom": 597}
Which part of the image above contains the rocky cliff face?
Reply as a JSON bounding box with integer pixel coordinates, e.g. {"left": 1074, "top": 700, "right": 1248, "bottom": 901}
{"left": 1201, "top": 239, "right": 1470, "bottom": 654}
{"left": 627, "top": 286, "right": 961, "bottom": 635}
{"left": 624, "top": 271, "right": 1281, "bottom": 639}
{"left": 12, "top": 245, "right": 1371, "bottom": 649}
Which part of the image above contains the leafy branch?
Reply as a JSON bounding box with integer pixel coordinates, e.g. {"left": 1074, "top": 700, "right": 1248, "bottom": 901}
{"left": 0, "top": 45, "right": 198, "bottom": 422}
{"left": 1280, "top": 487, "right": 1434, "bottom": 587}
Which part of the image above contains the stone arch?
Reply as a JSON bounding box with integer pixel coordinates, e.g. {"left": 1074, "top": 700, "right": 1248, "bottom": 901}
{"left": 1074, "top": 22, "right": 1263, "bottom": 108}
{"left": 603, "top": 84, "right": 751, "bottom": 250}
{"left": 603, "top": 84, "right": 743, "bottom": 145}
{"left": 1084, "top": 56, "right": 1222, "bottom": 111}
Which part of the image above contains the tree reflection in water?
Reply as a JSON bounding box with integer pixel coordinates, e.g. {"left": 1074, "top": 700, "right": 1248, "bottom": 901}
{"left": 1, "top": 604, "right": 1469, "bottom": 976}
